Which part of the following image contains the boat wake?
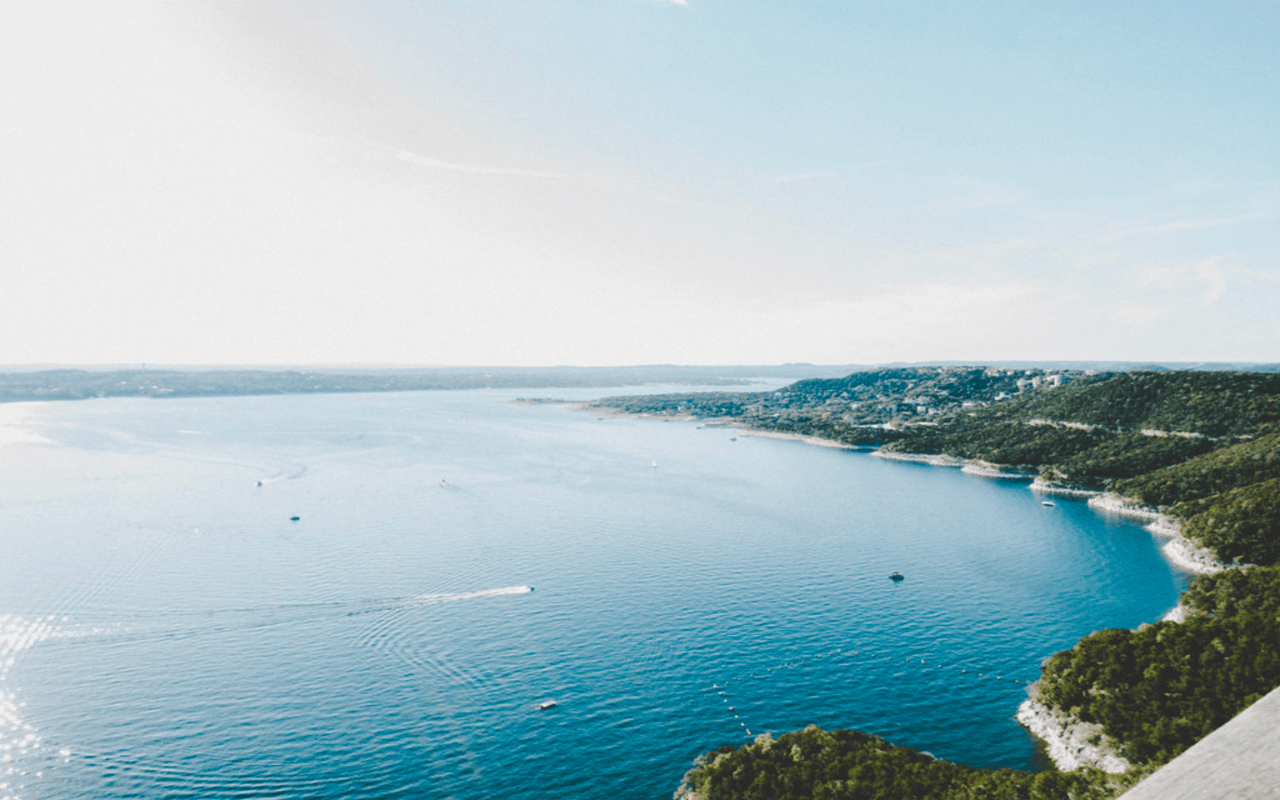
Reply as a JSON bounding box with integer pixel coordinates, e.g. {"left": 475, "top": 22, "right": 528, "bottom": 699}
{"left": 405, "top": 586, "right": 533, "bottom": 606}
{"left": 255, "top": 463, "right": 309, "bottom": 486}
{"left": 19, "top": 585, "right": 535, "bottom": 651}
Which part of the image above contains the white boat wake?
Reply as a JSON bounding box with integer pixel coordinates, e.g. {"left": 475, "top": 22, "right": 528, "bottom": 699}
{"left": 406, "top": 585, "right": 533, "bottom": 606}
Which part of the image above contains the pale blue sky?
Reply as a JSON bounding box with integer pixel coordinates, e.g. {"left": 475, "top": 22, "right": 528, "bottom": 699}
{"left": 1, "top": 2, "right": 1276, "bottom": 365}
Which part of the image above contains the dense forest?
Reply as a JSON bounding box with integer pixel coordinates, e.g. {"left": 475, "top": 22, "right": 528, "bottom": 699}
{"left": 592, "top": 368, "right": 1280, "bottom": 799}
{"left": 1033, "top": 566, "right": 1280, "bottom": 766}
{"left": 592, "top": 367, "right": 1092, "bottom": 437}
{"left": 675, "top": 726, "right": 1128, "bottom": 800}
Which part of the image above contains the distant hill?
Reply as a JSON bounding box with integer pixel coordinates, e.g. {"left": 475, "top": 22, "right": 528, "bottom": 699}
{"left": 592, "top": 368, "right": 1280, "bottom": 510}
{"left": 0, "top": 364, "right": 859, "bottom": 402}
{"left": 590, "top": 366, "right": 1096, "bottom": 445}
{"left": 1, "top": 361, "right": 1274, "bottom": 404}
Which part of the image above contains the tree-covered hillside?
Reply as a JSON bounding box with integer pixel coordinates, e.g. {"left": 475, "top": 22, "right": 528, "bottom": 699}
{"left": 675, "top": 726, "right": 1126, "bottom": 800}
{"left": 1111, "top": 433, "right": 1280, "bottom": 507}
{"left": 980, "top": 371, "right": 1280, "bottom": 436}
{"left": 590, "top": 366, "right": 1091, "bottom": 439}
{"left": 883, "top": 372, "right": 1280, "bottom": 489}
{"left": 1171, "top": 477, "right": 1280, "bottom": 566}
{"left": 1033, "top": 566, "right": 1280, "bottom": 767}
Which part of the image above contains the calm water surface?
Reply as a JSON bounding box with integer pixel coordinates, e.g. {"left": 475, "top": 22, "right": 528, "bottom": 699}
{"left": 0, "top": 388, "right": 1190, "bottom": 799}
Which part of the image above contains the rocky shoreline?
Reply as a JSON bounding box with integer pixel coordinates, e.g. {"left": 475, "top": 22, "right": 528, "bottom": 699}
{"left": 1015, "top": 698, "right": 1133, "bottom": 774}
{"left": 1088, "top": 493, "right": 1226, "bottom": 574}
{"left": 796, "top": 436, "right": 1230, "bottom": 578}
{"left": 960, "top": 460, "right": 1038, "bottom": 479}
{"left": 1028, "top": 476, "right": 1102, "bottom": 498}
{"left": 738, "top": 429, "right": 864, "bottom": 450}
{"left": 871, "top": 450, "right": 967, "bottom": 467}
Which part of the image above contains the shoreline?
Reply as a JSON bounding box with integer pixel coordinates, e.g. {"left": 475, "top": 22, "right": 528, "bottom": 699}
{"left": 698, "top": 422, "right": 1232, "bottom": 578}
{"left": 1016, "top": 699, "right": 1132, "bottom": 774}
{"left": 1028, "top": 476, "right": 1102, "bottom": 498}
{"left": 596, "top": 415, "right": 1230, "bottom": 775}
{"left": 1088, "top": 493, "right": 1226, "bottom": 574}
{"left": 1162, "top": 604, "right": 1188, "bottom": 623}
{"left": 737, "top": 429, "right": 865, "bottom": 450}
{"left": 785, "top": 432, "right": 1232, "bottom": 768}
{"left": 960, "top": 460, "right": 1037, "bottom": 479}
{"left": 872, "top": 450, "right": 967, "bottom": 467}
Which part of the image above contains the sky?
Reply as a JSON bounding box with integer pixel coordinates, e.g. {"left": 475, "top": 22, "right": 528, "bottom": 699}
{"left": 1, "top": 1, "right": 1277, "bottom": 367}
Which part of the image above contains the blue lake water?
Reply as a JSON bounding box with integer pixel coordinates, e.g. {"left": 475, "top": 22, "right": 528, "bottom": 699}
{"left": 0, "top": 387, "right": 1190, "bottom": 799}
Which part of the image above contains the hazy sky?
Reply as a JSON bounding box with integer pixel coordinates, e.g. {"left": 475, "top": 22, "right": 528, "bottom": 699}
{"left": 2, "top": 2, "right": 1277, "bottom": 366}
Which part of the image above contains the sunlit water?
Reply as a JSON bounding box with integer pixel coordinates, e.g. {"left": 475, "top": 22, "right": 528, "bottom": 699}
{"left": 0, "top": 388, "right": 1189, "bottom": 799}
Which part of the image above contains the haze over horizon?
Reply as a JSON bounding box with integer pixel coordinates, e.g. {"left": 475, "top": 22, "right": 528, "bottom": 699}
{"left": 3, "top": 2, "right": 1276, "bottom": 368}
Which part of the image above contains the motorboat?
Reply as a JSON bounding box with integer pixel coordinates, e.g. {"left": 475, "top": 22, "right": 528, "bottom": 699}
{"left": 889, "top": 572, "right": 904, "bottom": 582}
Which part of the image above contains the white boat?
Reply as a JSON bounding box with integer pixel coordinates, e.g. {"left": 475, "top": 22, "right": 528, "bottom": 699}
{"left": 538, "top": 700, "right": 557, "bottom": 710}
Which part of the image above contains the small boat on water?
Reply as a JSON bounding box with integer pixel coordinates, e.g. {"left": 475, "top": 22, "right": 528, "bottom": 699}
{"left": 538, "top": 701, "right": 557, "bottom": 710}
{"left": 889, "top": 572, "right": 904, "bottom": 582}
{"left": 1042, "top": 501, "right": 1056, "bottom": 507}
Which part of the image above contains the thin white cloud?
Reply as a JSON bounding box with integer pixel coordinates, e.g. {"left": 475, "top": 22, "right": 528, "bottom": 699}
{"left": 748, "top": 280, "right": 1041, "bottom": 364}
{"left": 772, "top": 160, "right": 902, "bottom": 183}
{"left": 1136, "top": 257, "right": 1231, "bottom": 307}
{"left": 394, "top": 149, "right": 563, "bottom": 179}
{"left": 938, "top": 176, "right": 1026, "bottom": 210}
{"left": 773, "top": 171, "right": 838, "bottom": 183}
{"left": 1102, "top": 212, "right": 1270, "bottom": 242}
{"left": 1195, "top": 258, "right": 1228, "bottom": 306}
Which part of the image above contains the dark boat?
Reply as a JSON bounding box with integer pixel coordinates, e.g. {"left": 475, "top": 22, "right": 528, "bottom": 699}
{"left": 889, "top": 572, "right": 904, "bottom": 581}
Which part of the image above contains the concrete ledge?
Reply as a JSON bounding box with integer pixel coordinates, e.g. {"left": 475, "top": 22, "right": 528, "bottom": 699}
{"left": 1119, "top": 684, "right": 1280, "bottom": 799}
